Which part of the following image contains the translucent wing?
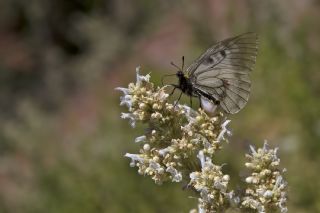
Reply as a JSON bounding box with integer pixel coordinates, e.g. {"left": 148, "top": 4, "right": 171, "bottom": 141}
{"left": 187, "top": 32, "right": 258, "bottom": 114}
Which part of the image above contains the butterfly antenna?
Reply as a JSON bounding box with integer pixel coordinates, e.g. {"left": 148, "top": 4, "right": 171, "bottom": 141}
{"left": 170, "top": 61, "right": 181, "bottom": 71}
{"left": 182, "top": 56, "right": 185, "bottom": 71}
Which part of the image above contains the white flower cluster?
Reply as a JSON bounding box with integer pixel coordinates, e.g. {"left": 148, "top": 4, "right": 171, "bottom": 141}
{"left": 189, "top": 151, "right": 239, "bottom": 212}
{"left": 241, "top": 142, "right": 288, "bottom": 213}
{"left": 116, "top": 67, "right": 230, "bottom": 185}
{"left": 117, "top": 68, "right": 288, "bottom": 213}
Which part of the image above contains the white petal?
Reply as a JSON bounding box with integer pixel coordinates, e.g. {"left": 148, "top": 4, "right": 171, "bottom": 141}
{"left": 249, "top": 145, "right": 257, "bottom": 154}
{"left": 166, "top": 166, "right": 182, "bottom": 182}
{"left": 217, "top": 120, "right": 231, "bottom": 142}
{"left": 189, "top": 172, "right": 198, "bottom": 181}
{"left": 149, "top": 161, "right": 161, "bottom": 170}
{"left": 135, "top": 135, "right": 146, "bottom": 143}
{"left": 263, "top": 190, "right": 273, "bottom": 198}
{"left": 197, "top": 151, "right": 205, "bottom": 168}
{"left": 159, "top": 147, "right": 172, "bottom": 156}
{"left": 115, "top": 87, "right": 129, "bottom": 95}
{"left": 124, "top": 153, "right": 144, "bottom": 165}
{"left": 120, "top": 113, "right": 136, "bottom": 127}
{"left": 120, "top": 95, "right": 132, "bottom": 107}
{"left": 136, "top": 66, "right": 150, "bottom": 85}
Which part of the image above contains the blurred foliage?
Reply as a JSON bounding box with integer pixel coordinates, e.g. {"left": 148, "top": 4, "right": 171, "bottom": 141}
{"left": 0, "top": 0, "right": 320, "bottom": 212}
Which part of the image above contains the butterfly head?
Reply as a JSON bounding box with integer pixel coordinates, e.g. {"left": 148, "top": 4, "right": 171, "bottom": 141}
{"left": 173, "top": 56, "right": 187, "bottom": 80}
{"left": 176, "top": 70, "right": 184, "bottom": 77}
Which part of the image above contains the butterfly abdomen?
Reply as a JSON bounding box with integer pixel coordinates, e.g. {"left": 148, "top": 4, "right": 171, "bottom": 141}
{"left": 196, "top": 89, "right": 220, "bottom": 105}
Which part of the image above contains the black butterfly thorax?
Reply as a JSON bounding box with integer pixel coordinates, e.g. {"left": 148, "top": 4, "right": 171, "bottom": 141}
{"left": 176, "top": 71, "right": 195, "bottom": 97}
{"left": 176, "top": 71, "right": 220, "bottom": 104}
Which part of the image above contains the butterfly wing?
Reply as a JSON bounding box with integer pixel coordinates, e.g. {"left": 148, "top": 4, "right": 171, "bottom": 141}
{"left": 186, "top": 32, "right": 258, "bottom": 114}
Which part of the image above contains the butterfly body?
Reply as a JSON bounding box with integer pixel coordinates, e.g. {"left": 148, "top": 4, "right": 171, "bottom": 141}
{"left": 172, "top": 32, "right": 258, "bottom": 114}
{"left": 176, "top": 71, "right": 195, "bottom": 97}
{"left": 176, "top": 70, "right": 221, "bottom": 105}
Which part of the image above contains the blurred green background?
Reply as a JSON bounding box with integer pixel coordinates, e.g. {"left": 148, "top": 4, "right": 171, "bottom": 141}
{"left": 0, "top": 0, "right": 319, "bottom": 212}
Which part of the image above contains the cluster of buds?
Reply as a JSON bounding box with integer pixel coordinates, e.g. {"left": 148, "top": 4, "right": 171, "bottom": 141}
{"left": 116, "top": 68, "right": 287, "bottom": 213}
{"left": 241, "top": 142, "right": 288, "bottom": 213}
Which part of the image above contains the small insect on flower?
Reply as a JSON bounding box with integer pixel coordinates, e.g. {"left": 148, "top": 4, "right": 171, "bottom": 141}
{"left": 164, "top": 32, "right": 258, "bottom": 114}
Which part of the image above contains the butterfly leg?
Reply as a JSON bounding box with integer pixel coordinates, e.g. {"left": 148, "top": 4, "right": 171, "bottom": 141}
{"left": 169, "top": 87, "right": 176, "bottom": 96}
{"left": 174, "top": 91, "right": 183, "bottom": 107}
{"left": 190, "top": 97, "right": 192, "bottom": 108}
{"left": 168, "top": 84, "right": 178, "bottom": 96}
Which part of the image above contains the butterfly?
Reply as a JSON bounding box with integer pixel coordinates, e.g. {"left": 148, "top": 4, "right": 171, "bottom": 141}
{"left": 165, "top": 32, "right": 258, "bottom": 114}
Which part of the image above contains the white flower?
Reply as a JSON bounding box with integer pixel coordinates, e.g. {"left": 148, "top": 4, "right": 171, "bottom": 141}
{"left": 263, "top": 190, "right": 273, "bottom": 198}
{"left": 135, "top": 135, "right": 146, "bottom": 143}
{"left": 149, "top": 161, "right": 161, "bottom": 170}
{"left": 124, "top": 153, "right": 144, "bottom": 166}
{"left": 115, "top": 87, "right": 129, "bottom": 95}
{"left": 197, "top": 150, "right": 205, "bottom": 168}
{"left": 119, "top": 95, "right": 132, "bottom": 108}
{"left": 242, "top": 142, "right": 287, "bottom": 213}
{"left": 158, "top": 147, "right": 173, "bottom": 156}
{"left": 136, "top": 66, "right": 150, "bottom": 85}
{"left": 120, "top": 113, "right": 136, "bottom": 127}
{"left": 217, "top": 120, "right": 231, "bottom": 142}
{"left": 166, "top": 166, "right": 182, "bottom": 182}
